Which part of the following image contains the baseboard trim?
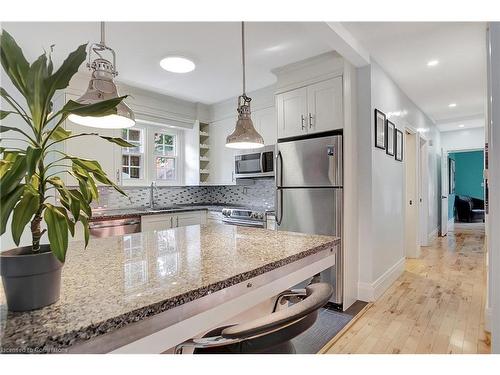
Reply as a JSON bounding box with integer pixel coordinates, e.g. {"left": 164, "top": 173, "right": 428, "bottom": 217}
{"left": 485, "top": 306, "right": 492, "bottom": 333}
{"left": 357, "top": 257, "right": 405, "bottom": 302}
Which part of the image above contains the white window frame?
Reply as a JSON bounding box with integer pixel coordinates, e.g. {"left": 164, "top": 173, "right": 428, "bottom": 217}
{"left": 147, "top": 126, "right": 183, "bottom": 186}
{"left": 120, "top": 126, "right": 146, "bottom": 186}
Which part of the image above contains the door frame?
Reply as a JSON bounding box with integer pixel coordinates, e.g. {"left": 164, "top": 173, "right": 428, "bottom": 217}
{"left": 440, "top": 147, "right": 485, "bottom": 232}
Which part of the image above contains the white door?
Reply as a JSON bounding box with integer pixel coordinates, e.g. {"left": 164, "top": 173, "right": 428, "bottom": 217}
{"left": 276, "top": 87, "right": 307, "bottom": 139}
{"left": 306, "top": 77, "right": 343, "bottom": 133}
{"left": 440, "top": 148, "right": 449, "bottom": 236}
{"left": 209, "top": 117, "right": 236, "bottom": 185}
{"left": 404, "top": 131, "right": 419, "bottom": 258}
{"left": 175, "top": 212, "right": 203, "bottom": 228}
{"left": 141, "top": 214, "right": 174, "bottom": 232}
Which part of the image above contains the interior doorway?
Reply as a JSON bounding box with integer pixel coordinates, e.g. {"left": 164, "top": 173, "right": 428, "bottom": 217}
{"left": 441, "top": 148, "right": 485, "bottom": 229}
{"left": 404, "top": 129, "right": 419, "bottom": 258}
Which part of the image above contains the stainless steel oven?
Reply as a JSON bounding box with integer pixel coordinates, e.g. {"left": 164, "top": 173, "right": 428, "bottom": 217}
{"left": 221, "top": 208, "right": 267, "bottom": 228}
{"left": 234, "top": 145, "right": 274, "bottom": 179}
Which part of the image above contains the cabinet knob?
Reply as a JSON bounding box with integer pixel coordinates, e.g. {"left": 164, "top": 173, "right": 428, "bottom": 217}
{"left": 309, "top": 113, "right": 313, "bottom": 129}
{"left": 301, "top": 115, "right": 306, "bottom": 130}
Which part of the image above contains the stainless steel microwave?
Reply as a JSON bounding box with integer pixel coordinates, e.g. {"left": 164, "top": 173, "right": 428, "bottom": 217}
{"left": 234, "top": 145, "right": 275, "bottom": 179}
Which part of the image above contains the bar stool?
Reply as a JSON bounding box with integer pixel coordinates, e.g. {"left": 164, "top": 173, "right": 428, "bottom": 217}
{"left": 175, "top": 282, "right": 333, "bottom": 354}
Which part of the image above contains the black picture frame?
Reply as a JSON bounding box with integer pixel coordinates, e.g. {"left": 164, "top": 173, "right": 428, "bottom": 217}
{"left": 385, "top": 120, "right": 395, "bottom": 156}
{"left": 395, "top": 129, "right": 403, "bottom": 162}
{"left": 374, "top": 109, "right": 386, "bottom": 150}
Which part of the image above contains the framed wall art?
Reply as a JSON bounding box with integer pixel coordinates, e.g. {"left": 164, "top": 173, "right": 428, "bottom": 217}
{"left": 374, "top": 109, "right": 386, "bottom": 150}
{"left": 386, "top": 120, "right": 395, "bottom": 156}
{"left": 395, "top": 129, "right": 403, "bottom": 161}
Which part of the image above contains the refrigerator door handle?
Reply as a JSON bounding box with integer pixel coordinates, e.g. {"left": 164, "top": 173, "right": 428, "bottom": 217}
{"left": 275, "top": 150, "right": 284, "bottom": 226}
{"left": 275, "top": 150, "right": 283, "bottom": 188}
{"left": 276, "top": 189, "right": 283, "bottom": 226}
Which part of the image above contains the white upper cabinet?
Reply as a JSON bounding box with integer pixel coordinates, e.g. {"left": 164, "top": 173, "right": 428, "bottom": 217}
{"left": 276, "top": 87, "right": 307, "bottom": 139}
{"left": 276, "top": 76, "right": 343, "bottom": 139}
{"left": 208, "top": 117, "right": 236, "bottom": 185}
{"left": 306, "top": 76, "right": 343, "bottom": 134}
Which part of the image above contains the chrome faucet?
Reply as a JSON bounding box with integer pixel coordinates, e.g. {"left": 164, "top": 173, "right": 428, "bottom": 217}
{"left": 149, "top": 182, "right": 158, "bottom": 209}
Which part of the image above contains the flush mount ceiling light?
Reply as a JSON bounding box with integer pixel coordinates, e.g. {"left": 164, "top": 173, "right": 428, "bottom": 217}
{"left": 427, "top": 59, "right": 439, "bottom": 67}
{"left": 160, "top": 56, "right": 196, "bottom": 73}
{"left": 458, "top": 124, "right": 465, "bottom": 128}
{"left": 68, "top": 22, "right": 135, "bottom": 129}
{"left": 226, "top": 22, "right": 264, "bottom": 150}
{"left": 448, "top": 103, "right": 457, "bottom": 108}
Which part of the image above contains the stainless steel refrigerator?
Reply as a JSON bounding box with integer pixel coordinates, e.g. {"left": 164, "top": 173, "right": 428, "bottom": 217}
{"left": 275, "top": 131, "right": 343, "bottom": 307}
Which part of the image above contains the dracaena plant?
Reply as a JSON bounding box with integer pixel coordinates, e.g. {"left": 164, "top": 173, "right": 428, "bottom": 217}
{"left": 0, "top": 29, "right": 133, "bottom": 262}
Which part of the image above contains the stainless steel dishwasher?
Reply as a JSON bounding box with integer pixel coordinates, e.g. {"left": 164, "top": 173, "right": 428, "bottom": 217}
{"left": 89, "top": 217, "right": 141, "bottom": 238}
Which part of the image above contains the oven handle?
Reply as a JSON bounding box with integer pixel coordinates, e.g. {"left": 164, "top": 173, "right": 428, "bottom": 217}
{"left": 223, "top": 219, "right": 265, "bottom": 228}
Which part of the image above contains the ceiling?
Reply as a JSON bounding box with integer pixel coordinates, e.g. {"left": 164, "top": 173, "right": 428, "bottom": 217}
{"left": 342, "top": 22, "right": 487, "bottom": 126}
{"left": 436, "top": 116, "right": 485, "bottom": 132}
{"left": 2, "top": 22, "right": 333, "bottom": 104}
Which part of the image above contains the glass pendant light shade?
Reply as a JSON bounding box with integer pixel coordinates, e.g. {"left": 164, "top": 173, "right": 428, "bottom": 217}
{"left": 225, "top": 22, "right": 264, "bottom": 149}
{"left": 226, "top": 95, "right": 264, "bottom": 149}
{"left": 68, "top": 22, "right": 135, "bottom": 129}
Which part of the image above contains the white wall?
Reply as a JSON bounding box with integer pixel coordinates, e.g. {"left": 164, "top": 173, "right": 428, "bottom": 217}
{"left": 357, "top": 61, "right": 441, "bottom": 300}
{"left": 440, "top": 127, "right": 485, "bottom": 151}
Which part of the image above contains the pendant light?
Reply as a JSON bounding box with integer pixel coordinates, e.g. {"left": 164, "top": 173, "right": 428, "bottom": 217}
{"left": 68, "top": 22, "right": 135, "bottom": 129}
{"left": 225, "top": 22, "right": 264, "bottom": 149}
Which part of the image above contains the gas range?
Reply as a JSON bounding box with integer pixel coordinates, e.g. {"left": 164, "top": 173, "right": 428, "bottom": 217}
{"left": 221, "top": 207, "right": 270, "bottom": 228}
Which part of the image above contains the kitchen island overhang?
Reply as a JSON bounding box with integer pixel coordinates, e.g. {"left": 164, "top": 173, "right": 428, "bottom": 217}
{"left": 0, "top": 224, "right": 339, "bottom": 354}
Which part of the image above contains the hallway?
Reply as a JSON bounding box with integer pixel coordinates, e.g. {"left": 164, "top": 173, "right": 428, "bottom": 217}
{"left": 325, "top": 223, "right": 490, "bottom": 354}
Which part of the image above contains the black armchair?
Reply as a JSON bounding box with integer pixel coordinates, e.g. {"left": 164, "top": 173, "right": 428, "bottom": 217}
{"left": 455, "top": 195, "right": 485, "bottom": 223}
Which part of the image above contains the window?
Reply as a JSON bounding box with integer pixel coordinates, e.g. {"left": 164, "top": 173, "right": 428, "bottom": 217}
{"left": 121, "top": 128, "right": 144, "bottom": 180}
{"left": 119, "top": 125, "right": 182, "bottom": 186}
{"left": 154, "top": 131, "right": 177, "bottom": 182}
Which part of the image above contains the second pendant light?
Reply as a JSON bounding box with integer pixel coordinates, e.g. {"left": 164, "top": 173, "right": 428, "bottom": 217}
{"left": 225, "top": 22, "right": 264, "bottom": 149}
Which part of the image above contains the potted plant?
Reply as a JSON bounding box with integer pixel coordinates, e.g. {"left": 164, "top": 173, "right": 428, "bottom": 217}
{"left": 0, "top": 30, "right": 133, "bottom": 311}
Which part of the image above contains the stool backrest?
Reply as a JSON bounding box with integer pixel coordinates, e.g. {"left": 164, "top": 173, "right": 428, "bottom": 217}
{"left": 221, "top": 282, "right": 333, "bottom": 340}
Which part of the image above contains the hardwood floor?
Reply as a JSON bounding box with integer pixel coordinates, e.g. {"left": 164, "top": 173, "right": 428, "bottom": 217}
{"left": 325, "top": 222, "right": 490, "bottom": 354}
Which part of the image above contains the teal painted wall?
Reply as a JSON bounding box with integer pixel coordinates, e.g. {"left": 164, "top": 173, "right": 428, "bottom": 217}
{"left": 449, "top": 150, "right": 484, "bottom": 219}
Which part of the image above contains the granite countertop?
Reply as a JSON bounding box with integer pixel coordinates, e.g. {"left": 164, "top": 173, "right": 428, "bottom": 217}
{"left": 90, "top": 203, "right": 274, "bottom": 221}
{"left": 0, "top": 224, "right": 338, "bottom": 353}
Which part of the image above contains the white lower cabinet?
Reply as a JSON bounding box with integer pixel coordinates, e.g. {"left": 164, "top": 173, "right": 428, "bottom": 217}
{"left": 141, "top": 211, "right": 206, "bottom": 232}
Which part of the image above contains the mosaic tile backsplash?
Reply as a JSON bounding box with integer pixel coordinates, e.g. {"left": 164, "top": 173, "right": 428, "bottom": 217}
{"left": 91, "top": 178, "right": 276, "bottom": 211}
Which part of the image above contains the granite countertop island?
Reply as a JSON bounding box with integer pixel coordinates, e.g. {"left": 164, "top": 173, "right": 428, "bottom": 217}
{"left": 0, "top": 224, "right": 338, "bottom": 353}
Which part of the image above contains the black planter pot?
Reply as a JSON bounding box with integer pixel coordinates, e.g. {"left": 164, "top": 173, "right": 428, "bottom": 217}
{"left": 0, "top": 244, "right": 63, "bottom": 312}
